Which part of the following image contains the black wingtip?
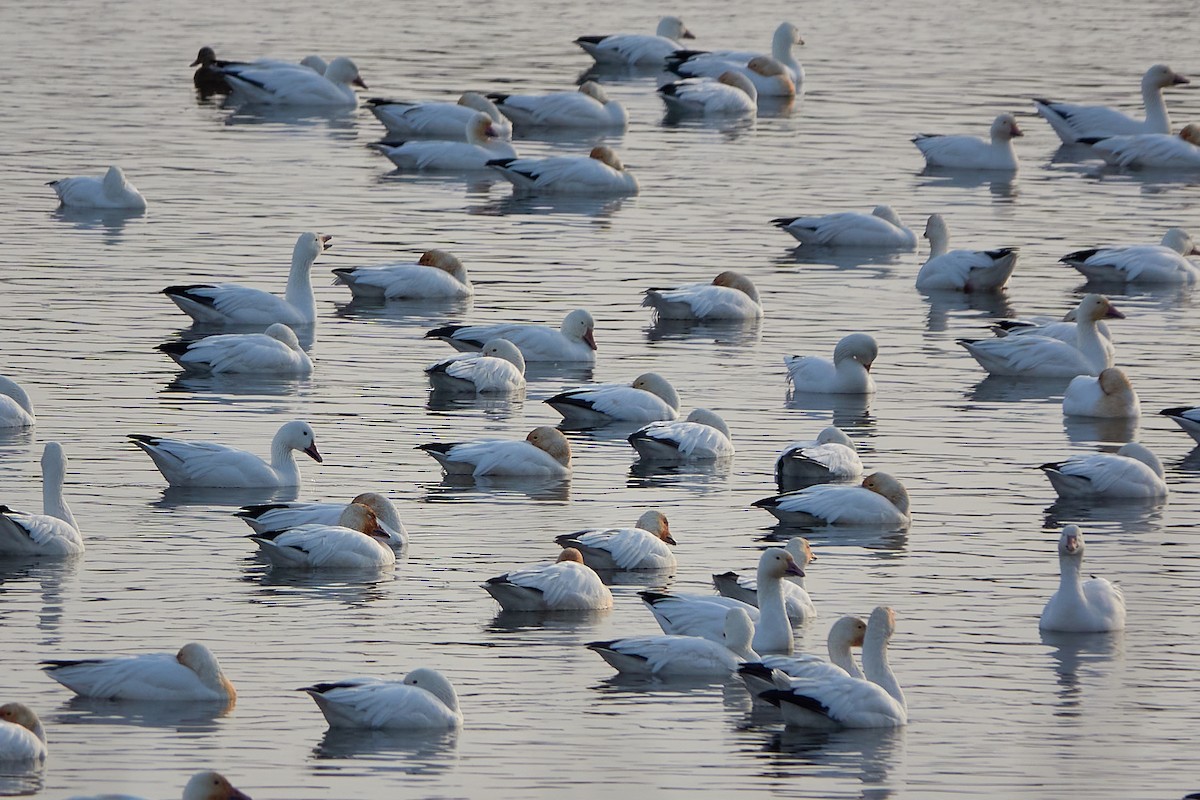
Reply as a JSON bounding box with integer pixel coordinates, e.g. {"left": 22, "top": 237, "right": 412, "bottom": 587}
{"left": 574, "top": 35, "right": 605, "bottom": 46}
{"left": 156, "top": 341, "right": 190, "bottom": 356}
{"left": 127, "top": 434, "right": 158, "bottom": 446}
{"left": 417, "top": 442, "right": 456, "bottom": 455}
{"left": 1159, "top": 407, "right": 1194, "bottom": 418}
{"left": 637, "top": 590, "right": 673, "bottom": 605}
{"left": 486, "top": 157, "right": 517, "bottom": 169}
{"left": 770, "top": 217, "right": 797, "bottom": 228}
{"left": 750, "top": 495, "right": 779, "bottom": 509}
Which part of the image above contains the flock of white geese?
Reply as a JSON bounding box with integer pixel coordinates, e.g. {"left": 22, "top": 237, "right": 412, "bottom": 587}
{"left": 2, "top": 12, "right": 1199, "bottom": 798}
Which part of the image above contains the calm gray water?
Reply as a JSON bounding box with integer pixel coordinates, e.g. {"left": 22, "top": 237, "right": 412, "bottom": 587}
{"left": 2, "top": 0, "right": 1199, "bottom": 797}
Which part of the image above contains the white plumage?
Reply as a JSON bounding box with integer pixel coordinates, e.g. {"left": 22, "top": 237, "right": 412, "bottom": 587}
{"left": 1040, "top": 442, "right": 1168, "bottom": 499}
{"left": 0, "top": 375, "right": 35, "bottom": 429}
{"left": 738, "top": 615, "right": 868, "bottom": 698}
{"left": 333, "top": 248, "right": 473, "bottom": 300}
{"left": 642, "top": 270, "right": 763, "bottom": 320}
{"left": 488, "top": 146, "right": 638, "bottom": 196}
{"left": 373, "top": 114, "right": 517, "bottom": 171}
{"left": 913, "top": 113, "right": 1023, "bottom": 171}
{"left": 546, "top": 372, "right": 679, "bottom": 424}
{"left": 222, "top": 56, "right": 366, "bottom": 107}
{"left": 0, "top": 703, "right": 47, "bottom": 762}
{"left": 1062, "top": 368, "right": 1140, "bottom": 419}
{"left": 658, "top": 71, "right": 757, "bottom": 116}
{"left": 483, "top": 548, "right": 613, "bottom": 611}
{"left": 490, "top": 82, "right": 627, "bottom": 130}
{"left": 772, "top": 206, "right": 917, "bottom": 249}
{"left": 754, "top": 472, "right": 911, "bottom": 527}
{"left": 426, "top": 308, "right": 597, "bottom": 362}
{"left": 420, "top": 426, "right": 570, "bottom": 478}
{"left": 587, "top": 607, "right": 757, "bottom": 677}
{"left": 250, "top": 503, "right": 396, "bottom": 569}
{"left": 554, "top": 510, "right": 676, "bottom": 570}
{"left": 303, "top": 669, "right": 462, "bottom": 729}
{"left": 1060, "top": 228, "right": 1200, "bottom": 284}
{"left": 0, "top": 442, "right": 82, "bottom": 557}
{"left": 774, "top": 426, "right": 863, "bottom": 488}
{"left": 66, "top": 770, "right": 252, "bottom": 800}
{"left": 235, "top": 492, "right": 407, "bottom": 546}
{"left": 425, "top": 339, "right": 526, "bottom": 394}
{"left": 784, "top": 333, "right": 878, "bottom": 394}
{"left": 712, "top": 537, "right": 816, "bottom": 624}
{"left": 916, "top": 214, "right": 1018, "bottom": 292}
{"left": 42, "top": 642, "right": 236, "bottom": 702}
{"left": 574, "top": 16, "right": 695, "bottom": 66}
{"left": 1087, "top": 125, "right": 1200, "bottom": 169}
{"left": 1033, "top": 64, "right": 1190, "bottom": 144}
{"left": 367, "top": 93, "right": 512, "bottom": 140}
{"left": 666, "top": 22, "right": 804, "bottom": 91}
{"left": 1040, "top": 526, "right": 1125, "bottom": 632}
{"left": 1160, "top": 406, "right": 1200, "bottom": 444}
{"left": 158, "top": 323, "right": 311, "bottom": 375}
{"left": 48, "top": 165, "right": 146, "bottom": 210}
{"left": 628, "top": 408, "right": 734, "bottom": 461}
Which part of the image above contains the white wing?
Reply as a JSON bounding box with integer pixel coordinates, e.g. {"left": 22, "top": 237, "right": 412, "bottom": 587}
{"left": 43, "top": 653, "right": 220, "bottom": 700}
{"left": 175, "top": 332, "right": 308, "bottom": 374}
{"left": 0, "top": 510, "right": 83, "bottom": 555}
{"left": 336, "top": 263, "right": 470, "bottom": 299}
{"left": 0, "top": 720, "right": 46, "bottom": 760}
{"left": 960, "top": 335, "right": 1097, "bottom": 377}
{"left": 503, "top": 561, "right": 611, "bottom": 609}
{"left": 770, "top": 485, "right": 903, "bottom": 525}
{"left": 224, "top": 64, "right": 351, "bottom": 105}
{"left": 776, "top": 441, "right": 862, "bottom": 479}
{"left": 131, "top": 435, "right": 278, "bottom": 487}
{"left": 1035, "top": 99, "right": 1147, "bottom": 140}
{"left": 1054, "top": 454, "right": 1164, "bottom": 495}
{"left": 497, "top": 92, "right": 606, "bottom": 127}
{"left": 307, "top": 680, "right": 459, "bottom": 729}
{"left": 593, "top": 635, "right": 738, "bottom": 675}
{"left": 369, "top": 101, "right": 480, "bottom": 138}
{"left": 165, "top": 283, "right": 300, "bottom": 325}
{"left": 580, "top": 33, "right": 680, "bottom": 65}
{"left": 769, "top": 673, "right": 907, "bottom": 728}
{"left": 777, "top": 213, "right": 911, "bottom": 247}
{"left": 561, "top": 527, "right": 674, "bottom": 569}
{"left": 916, "top": 249, "right": 1017, "bottom": 291}
{"left": 377, "top": 140, "right": 515, "bottom": 171}
{"left": 548, "top": 383, "right": 676, "bottom": 422}
{"left": 647, "top": 284, "right": 760, "bottom": 320}
{"left": 1092, "top": 133, "right": 1200, "bottom": 168}
{"left": 253, "top": 525, "right": 395, "bottom": 568}
{"left": 631, "top": 420, "right": 734, "bottom": 459}
{"left": 641, "top": 593, "right": 759, "bottom": 642}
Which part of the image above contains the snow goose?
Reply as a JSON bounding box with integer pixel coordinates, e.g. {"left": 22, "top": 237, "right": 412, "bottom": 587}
{"left": 642, "top": 270, "right": 763, "bottom": 321}
{"left": 301, "top": 668, "right": 461, "bottom": 729}
{"left": 913, "top": 113, "right": 1023, "bottom": 171}
{"left": 488, "top": 145, "right": 638, "bottom": 196}
{"left": 333, "top": 249, "right": 472, "bottom": 300}
{"left": 771, "top": 206, "right": 917, "bottom": 249}
{"left": 588, "top": 607, "right": 757, "bottom": 677}
{"left": 1039, "top": 526, "right": 1125, "bottom": 632}
{"left": 425, "top": 338, "right": 526, "bottom": 394}
{"left": 738, "top": 615, "right": 867, "bottom": 697}
{"left": 667, "top": 55, "right": 794, "bottom": 98}
{"left": 236, "top": 492, "right": 407, "bottom": 546}
{"left": 42, "top": 642, "right": 235, "bottom": 702}
{"left": 658, "top": 70, "right": 757, "bottom": 116}
{"left": 666, "top": 22, "right": 804, "bottom": 89}
{"left": 784, "top": 333, "right": 877, "bottom": 394}
{"left": 1160, "top": 406, "right": 1200, "bottom": 443}
{"left": 1060, "top": 228, "right": 1200, "bottom": 284}
{"left": 575, "top": 16, "right": 695, "bottom": 66}
{"left": 712, "top": 537, "right": 815, "bottom": 624}
{"left": 0, "top": 442, "right": 82, "bottom": 557}
{"left": 1084, "top": 124, "right": 1200, "bottom": 169}
{"left": 488, "top": 82, "right": 627, "bottom": 130}
{"left": 483, "top": 547, "right": 612, "bottom": 611}
{"left": 628, "top": 408, "right": 734, "bottom": 461}
{"left": 1063, "top": 368, "right": 1140, "bottom": 419}
{"left": 222, "top": 56, "right": 366, "bottom": 107}
{"left": 425, "top": 308, "right": 596, "bottom": 361}
{"left": 68, "top": 770, "right": 251, "bottom": 800}
{"left": 1033, "top": 64, "right": 1190, "bottom": 144}
{"left": 0, "top": 375, "right": 35, "bottom": 428}
{"left": 754, "top": 472, "right": 911, "bottom": 527}
{"left": 250, "top": 502, "right": 396, "bottom": 569}
{"left": 958, "top": 293, "right": 1123, "bottom": 377}
{"left": 163, "top": 232, "right": 331, "bottom": 326}
{"left": 916, "top": 214, "right": 1018, "bottom": 292}
{"left": 553, "top": 509, "right": 676, "bottom": 570}
{"left": 419, "top": 425, "right": 570, "bottom": 478}
{"left": 157, "top": 323, "right": 312, "bottom": 375}
{"left": 128, "top": 419, "right": 322, "bottom": 488}
{"left": 546, "top": 372, "right": 680, "bottom": 424}
{"left": 641, "top": 548, "right": 805, "bottom": 655}
{"left": 367, "top": 93, "right": 512, "bottom": 140}
{"left": 774, "top": 426, "right": 863, "bottom": 488}
{"left": 758, "top": 606, "right": 906, "bottom": 729}
{"left": 373, "top": 114, "right": 517, "bottom": 171}
{"left": 0, "top": 703, "right": 46, "bottom": 761}
{"left": 48, "top": 166, "right": 146, "bottom": 210}
{"left": 1040, "top": 442, "right": 1167, "bottom": 499}
{"left": 190, "top": 46, "right": 326, "bottom": 92}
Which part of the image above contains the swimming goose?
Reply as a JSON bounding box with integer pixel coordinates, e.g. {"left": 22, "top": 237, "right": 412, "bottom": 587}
{"left": 553, "top": 509, "right": 676, "bottom": 570}
{"left": 1160, "top": 406, "right": 1200, "bottom": 443}
{"left": 712, "top": 537, "right": 815, "bottom": 624}
{"left": 916, "top": 214, "right": 1018, "bottom": 292}
{"left": 738, "top": 615, "right": 868, "bottom": 697}
{"left": 163, "top": 232, "right": 331, "bottom": 326}
{"left": 666, "top": 22, "right": 804, "bottom": 89}
{"left": 425, "top": 338, "right": 526, "bottom": 394}
{"left": 1084, "top": 123, "right": 1200, "bottom": 169}
{"left": 1060, "top": 228, "right": 1200, "bottom": 284}
{"left": 128, "top": 420, "right": 322, "bottom": 488}
{"left": 1040, "top": 442, "right": 1167, "bottom": 499}
{"left": 588, "top": 607, "right": 757, "bottom": 677}
{"left": 0, "top": 703, "right": 47, "bottom": 761}
{"left": 69, "top": 770, "right": 252, "bottom": 800}
{"left": 784, "top": 333, "right": 878, "bottom": 394}
{"left": 1034, "top": 64, "right": 1190, "bottom": 144}
{"left": 333, "top": 249, "right": 473, "bottom": 300}
{"left": 642, "top": 271, "right": 763, "bottom": 320}
{"left": 489, "top": 82, "right": 627, "bottom": 130}
{"left": 913, "top": 113, "right": 1023, "bottom": 171}
{"left": 772, "top": 206, "right": 917, "bottom": 249}
{"left": 1039, "top": 526, "right": 1125, "bottom": 632}
{"left": 43, "top": 642, "right": 235, "bottom": 702}
{"left": 373, "top": 114, "right": 517, "bottom": 171}
{"left": 483, "top": 548, "right": 612, "bottom": 611}
{"left": 0, "top": 442, "right": 83, "bottom": 557}
{"left": 419, "top": 426, "right": 571, "bottom": 478}
{"left": 425, "top": 308, "right": 596, "bottom": 361}
{"left": 222, "top": 56, "right": 366, "bottom": 107}
{"left": 301, "top": 668, "right": 462, "bottom": 729}
{"left": 158, "top": 323, "right": 311, "bottom": 375}
{"left": 367, "top": 93, "right": 512, "bottom": 140}
{"left": 658, "top": 71, "right": 757, "bottom": 116}
{"left": 236, "top": 492, "right": 407, "bottom": 546}
{"left": 774, "top": 426, "right": 863, "bottom": 487}
{"left": 1062, "top": 368, "right": 1140, "bottom": 418}
{"left": 574, "top": 16, "right": 695, "bottom": 66}
{"left": 190, "top": 45, "right": 325, "bottom": 93}
{"left": 546, "top": 372, "right": 680, "bottom": 424}
{"left": 48, "top": 166, "right": 146, "bottom": 210}
{"left": 250, "top": 502, "right": 396, "bottom": 569}
{"left": 754, "top": 472, "right": 911, "bottom": 527}
{"left": 488, "top": 146, "right": 638, "bottom": 196}
{"left": 628, "top": 408, "right": 734, "bottom": 461}
{"left": 0, "top": 375, "right": 35, "bottom": 429}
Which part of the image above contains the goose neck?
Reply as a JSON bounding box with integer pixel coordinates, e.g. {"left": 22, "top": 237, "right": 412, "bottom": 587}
{"left": 1142, "top": 82, "right": 1170, "bottom": 133}
{"left": 285, "top": 247, "right": 318, "bottom": 320}
{"left": 862, "top": 628, "right": 905, "bottom": 708}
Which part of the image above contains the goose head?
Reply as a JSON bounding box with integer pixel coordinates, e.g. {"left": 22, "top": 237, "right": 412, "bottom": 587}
{"left": 712, "top": 270, "right": 761, "bottom": 304}
{"left": 721, "top": 607, "right": 756, "bottom": 654}
{"left": 1075, "top": 293, "right": 1124, "bottom": 322}
{"left": 293, "top": 232, "right": 333, "bottom": 268}
{"left": 1143, "top": 63, "right": 1189, "bottom": 90}
{"left": 871, "top": 204, "right": 905, "bottom": 228}
{"left": 923, "top": 212, "right": 949, "bottom": 247}
{"left": 784, "top": 536, "right": 815, "bottom": 568}
{"left": 579, "top": 81, "right": 611, "bottom": 104}
{"left": 338, "top": 502, "right": 387, "bottom": 537}
{"left": 458, "top": 92, "right": 504, "bottom": 123}
{"left": 758, "top": 547, "right": 805, "bottom": 580}
{"left": 867, "top": 606, "right": 897, "bottom": 641}
{"left": 275, "top": 420, "right": 322, "bottom": 463}
{"left": 1096, "top": 367, "right": 1135, "bottom": 397}
{"left": 300, "top": 55, "right": 327, "bottom": 74}
{"left": 561, "top": 308, "right": 597, "bottom": 350}
{"left": 990, "top": 112, "right": 1023, "bottom": 142}
{"left": 829, "top": 615, "right": 868, "bottom": 650}
{"left": 182, "top": 771, "right": 252, "bottom": 800}
{"left": 685, "top": 408, "right": 731, "bottom": 439}
{"left": 657, "top": 15, "right": 694, "bottom": 40}
{"left": 1180, "top": 124, "right": 1200, "bottom": 146}
{"left": 176, "top": 642, "right": 236, "bottom": 700}
{"left": 403, "top": 668, "right": 459, "bottom": 712}
{"left": 717, "top": 70, "right": 757, "bottom": 101}
{"left": 264, "top": 323, "right": 302, "bottom": 350}
{"left": 527, "top": 426, "right": 571, "bottom": 467}
{"left": 466, "top": 113, "right": 503, "bottom": 146}
{"left": 833, "top": 333, "right": 879, "bottom": 371}
{"left": 1116, "top": 442, "right": 1164, "bottom": 478}
{"left": 814, "top": 425, "right": 854, "bottom": 450}
{"left": 102, "top": 166, "right": 131, "bottom": 192}
{"left": 191, "top": 46, "right": 217, "bottom": 67}
{"left": 419, "top": 249, "right": 469, "bottom": 283}
{"left": 0, "top": 703, "right": 44, "bottom": 742}
{"left": 480, "top": 338, "right": 525, "bottom": 372}
{"left": 634, "top": 509, "right": 674, "bottom": 545}
{"left": 1161, "top": 227, "right": 1200, "bottom": 255}
{"left": 41, "top": 441, "right": 66, "bottom": 482}
{"left": 348, "top": 492, "right": 405, "bottom": 539}
{"left": 589, "top": 145, "right": 625, "bottom": 171}
{"left": 557, "top": 547, "right": 585, "bottom": 563}
{"left": 324, "top": 57, "right": 367, "bottom": 89}
{"left": 861, "top": 472, "right": 910, "bottom": 514}
{"left": 772, "top": 21, "right": 804, "bottom": 54}
{"left": 631, "top": 372, "right": 680, "bottom": 410}
{"left": 1057, "top": 524, "right": 1084, "bottom": 557}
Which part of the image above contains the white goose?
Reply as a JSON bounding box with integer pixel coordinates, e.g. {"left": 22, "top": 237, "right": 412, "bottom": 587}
{"left": 1060, "top": 228, "right": 1200, "bottom": 285}
{"left": 301, "top": 668, "right": 462, "bottom": 729}
{"left": 574, "top": 16, "right": 695, "bottom": 66}
{"left": 68, "top": 769, "right": 252, "bottom": 800}
{"left": 774, "top": 426, "right": 863, "bottom": 487}
{"left": 489, "top": 82, "right": 627, "bottom": 130}
{"left": 772, "top": 206, "right": 917, "bottom": 249}
{"left": 42, "top": 642, "right": 236, "bottom": 702}
{"left": 553, "top": 509, "right": 676, "bottom": 570}
{"left": 712, "top": 537, "right": 816, "bottom": 624}
{"left": 419, "top": 426, "right": 570, "bottom": 478}
{"left": 587, "top": 607, "right": 757, "bottom": 677}
{"left": 333, "top": 249, "right": 473, "bottom": 300}
{"left": 250, "top": 502, "right": 396, "bottom": 569}
{"left": 425, "top": 338, "right": 526, "bottom": 394}
{"left": 738, "top": 615, "right": 868, "bottom": 697}
{"left": 758, "top": 606, "right": 907, "bottom": 729}
{"left": 373, "top": 114, "right": 517, "bottom": 171}
{"left": 641, "top": 548, "right": 805, "bottom": 655}
{"left": 913, "top": 113, "right": 1023, "bottom": 171}
{"left": 754, "top": 472, "right": 911, "bottom": 527}
{"left": 916, "top": 214, "right": 1018, "bottom": 292}
{"left": 666, "top": 22, "right": 804, "bottom": 90}
{"left": 628, "top": 408, "right": 734, "bottom": 461}
{"left": 157, "top": 323, "right": 311, "bottom": 375}
{"left": 235, "top": 492, "right": 407, "bottom": 546}
{"left": 1039, "top": 526, "right": 1125, "bottom": 632}
{"left": 222, "top": 56, "right": 367, "bottom": 107}
{"left": 0, "top": 703, "right": 47, "bottom": 761}
{"left": 642, "top": 270, "right": 763, "bottom": 321}
{"left": 1085, "top": 123, "right": 1200, "bottom": 169}
{"left": 483, "top": 548, "right": 612, "bottom": 611}
{"left": 1040, "top": 442, "right": 1168, "bottom": 499}
{"left": 1160, "top": 406, "right": 1200, "bottom": 444}
{"left": 784, "top": 333, "right": 878, "bottom": 394}
{"left": 128, "top": 420, "right": 322, "bottom": 488}
{"left": 367, "top": 93, "right": 512, "bottom": 140}
{"left": 1034, "top": 64, "right": 1190, "bottom": 144}
{"left": 1063, "top": 368, "right": 1140, "bottom": 419}
{"left": 546, "top": 372, "right": 680, "bottom": 424}
{"left": 425, "top": 308, "right": 596, "bottom": 362}
{"left": 163, "top": 232, "right": 331, "bottom": 326}
{"left": 0, "top": 442, "right": 83, "bottom": 557}
{"left": 48, "top": 165, "right": 146, "bottom": 210}
{"left": 488, "top": 146, "right": 638, "bottom": 196}
{"left": 0, "top": 375, "right": 35, "bottom": 428}
{"left": 658, "top": 71, "right": 757, "bottom": 116}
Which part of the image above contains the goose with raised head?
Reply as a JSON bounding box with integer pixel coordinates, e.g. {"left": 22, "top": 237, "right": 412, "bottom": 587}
{"left": 301, "top": 668, "right": 461, "bottom": 729}
{"left": 1034, "top": 64, "right": 1190, "bottom": 144}
{"left": 426, "top": 308, "right": 596, "bottom": 362}
{"left": 913, "top": 113, "right": 1023, "bottom": 171}
{"left": 588, "top": 607, "right": 757, "bottom": 677}
{"left": 489, "top": 82, "right": 627, "bottom": 130}
{"left": 0, "top": 442, "right": 82, "bottom": 557}
{"left": 373, "top": 114, "right": 517, "bottom": 171}
{"left": 425, "top": 339, "right": 526, "bottom": 394}
{"left": 0, "top": 703, "right": 47, "bottom": 761}
{"left": 754, "top": 472, "right": 911, "bottom": 527}
{"left": 0, "top": 375, "right": 35, "bottom": 429}
{"left": 774, "top": 426, "right": 863, "bottom": 488}
{"left": 163, "top": 233, "right": 331, "bottom": 326}
{"left": 738, "top": 614, "right": 868, "bottom": 697}
{"left": 1063, "top": 368, "right": 1140, "bottom": 419}
{"left": 419, "top": 426, "right": 571, "bottom": 478}
{"left": 1084, "top": 124, "right": 1200, "bottom": 169}
{"left": 1040, "top": 442, "right": 1167, "bottom": 499}
{"left": 916, "top": 214, "right": 1018, "bottom": 292}
{"left": 333, "top": 249, "right": 473, "bottom": 300}
{"left": 546, "top": 372, "right": 680, "bottom": 424}
{"left": 666, "top": 22, "right": 804, "bottom": 90}
{"left": 554, "top": 510, "right": 676, "bottom": 571}
{"left": 488, "top": 146, "right": 638, "bottom": 196}
{"left": 235, "top": 492, "right": 407, "bottom": 546}
{"left": 658, "top": 70, "right": 757, "bottom": 116}
{"left": 367, "top": 93, "right": 512, "bottom": 140}
{"left": 249, "top": 502, "right": 396, "bottom": 569}
{"left": 222, "top": 56, "right": 367, "bottom": 107}
{"left": 42, "top": 642, "right": 236, "bottom": 702}
{"left": 1060, "top": 228, "right": 1200, "bottom": 284}
{"left": 158, "top": 323, "right": 311, "bottom": 375}
{"left": 483, "top": 548, "right": 612, "bottom": 611}
{"left": 1040, "top": 526, "right": 1125, "bottom": 632}
{"left": 48, "top": 165, "right": 146, "bottom": 210}
{"left": 784, "top": 333, "right": 878, "bottom": 394}
{"left": 128, "top": 420, "right": 322, "bottom": 488}
{"left": 574, "top": 16, "right": 695, "bottom": 66}
{"left": 628, "top": 408, "right": 734, "bottom": 461}
{"left": 712, "top": 537, "right": 816, "bottom": 624}
{"left": 772, "top": 206, "right": 917, "bottom": 249}
{"left": 642, "top": 270, "right": 763, "bottom": 321}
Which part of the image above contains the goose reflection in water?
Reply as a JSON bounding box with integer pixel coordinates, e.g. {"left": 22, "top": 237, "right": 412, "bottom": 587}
{"left": 1062, "top": 414, "right": 1139, "bottom": 445}
{"left": 762, "top": 523, "right": 908, "bottom": 553}
{"left": 335, "top": 296, "right": 475, "bottom": 327}
{"left": 917, "top": 165, "right": 1019, "bottom": 200}
{"left": 786, "top": 392, "right": 874, "bottom": 433}
{"left": 422, "top": 475, "right": 572, "bottom": 504}
{"left": 0, "top": 763, "right": 43, "bottom": 796}
{"left": 426, "top": 389, "right": 525, "bottom": 418}
{"left": 487, "top": 607, "right": 610, "bottom": 633}
{"left": 921, "top": 289, "right": 1014, "bottom": 333}
{"left": 312, "top": 726, "right": 459, "bottom": 767}
{"left": 468, "top": 192, "right": 629, "bottom": 220}
{"left": 56, "top": 695, "right": 233, "bottom": 731}
{"left": 759, "top": 725, "right": 906, "bottom": 796}
{"left": 1039, "top": 629, "right": 1123, "bottom": 713}
{"left": 245, "top": 565, "right": 394, "bottom": 607}
{"left": 51, "top": 206, "right": 144, "bottom": 246}
{"left": 645, "top": 317, "right": 762, "bottom": 346}
{"left": 0, "top": 557, "right": 78, "bottom": 634}
{"left": 1042, "top": 498, "right": 1166, "bottom": 536}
